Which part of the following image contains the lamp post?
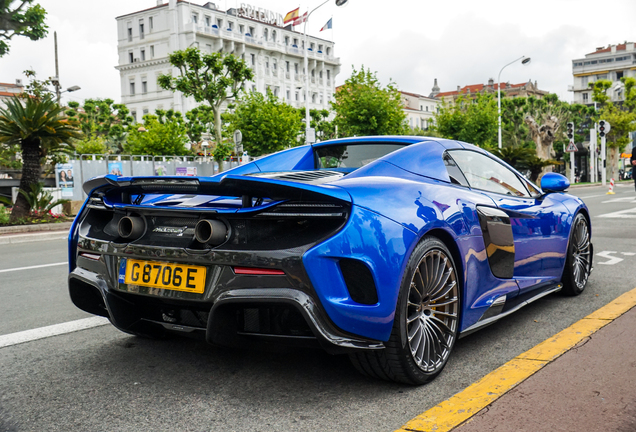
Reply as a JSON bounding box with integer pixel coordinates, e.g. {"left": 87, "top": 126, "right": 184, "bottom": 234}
{"left": 303, "top": 0, "right": 349, "bottom": 144}
{"left": 497, "top": 56, "right": 530, "bottom": 148}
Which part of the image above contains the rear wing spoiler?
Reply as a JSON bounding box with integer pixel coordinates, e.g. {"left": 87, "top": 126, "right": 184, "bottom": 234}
{"left": 83, "top": 174, "right": 352, "bottom": 204}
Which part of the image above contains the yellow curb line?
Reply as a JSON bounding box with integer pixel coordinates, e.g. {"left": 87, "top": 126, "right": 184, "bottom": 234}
{"left": 395, "top": 287, "right": 636, "bottom": 432}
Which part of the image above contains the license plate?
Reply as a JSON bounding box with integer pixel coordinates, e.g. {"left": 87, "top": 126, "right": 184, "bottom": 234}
{"left": 123, "top": 259, "right": 206, "bottom": 294}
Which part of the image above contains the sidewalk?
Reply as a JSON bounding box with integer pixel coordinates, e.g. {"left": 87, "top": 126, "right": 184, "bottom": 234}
{"left": 397, "top": 288, "right": 636, "bottom": 432}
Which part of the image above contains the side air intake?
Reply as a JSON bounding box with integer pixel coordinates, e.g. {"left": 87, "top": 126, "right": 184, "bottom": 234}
{"left": 339, "top": 258, "right": 378, "bottom": 305}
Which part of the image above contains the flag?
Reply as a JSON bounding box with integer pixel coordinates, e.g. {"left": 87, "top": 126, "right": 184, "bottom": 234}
{"left": 284, "top": 7, "right": 299, "bottom": 24}
{"left": 320, "top": 18, "right": 332, "bottom": 32}
{"left": 292, "top": 12, "right": 308, "bottom": 26}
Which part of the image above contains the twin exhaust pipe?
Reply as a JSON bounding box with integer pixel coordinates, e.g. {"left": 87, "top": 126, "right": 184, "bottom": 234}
{"left": 118, "top": 215, "right": 227, "bottom": 245}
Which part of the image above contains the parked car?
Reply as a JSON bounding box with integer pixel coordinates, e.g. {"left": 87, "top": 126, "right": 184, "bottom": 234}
{"left": 68, "top": 137, "right": 592, "bottom": 385}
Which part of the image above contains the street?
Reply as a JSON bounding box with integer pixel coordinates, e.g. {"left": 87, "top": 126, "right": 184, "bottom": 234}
{"left": 1, "top": 182, "right": 636, "bottom": 432}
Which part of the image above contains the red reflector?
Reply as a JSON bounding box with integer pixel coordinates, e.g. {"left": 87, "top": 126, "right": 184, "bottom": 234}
{"left": 79, "top": 252, "right": 101, "bottom": 261}
{"left": 233, "top": 267, "right": 285, "bottom": 276}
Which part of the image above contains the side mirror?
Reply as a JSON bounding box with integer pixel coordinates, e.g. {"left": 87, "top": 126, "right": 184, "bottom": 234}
{"left": 540, "top": 172, "right": 570, "bottom": 193}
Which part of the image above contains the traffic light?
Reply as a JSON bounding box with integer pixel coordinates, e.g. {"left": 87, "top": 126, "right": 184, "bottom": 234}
{"left": 566, "top": 122, "right": 574, "bottom": 140}
{"left": 599, "top": 120, "right": 607, "bottom": 138}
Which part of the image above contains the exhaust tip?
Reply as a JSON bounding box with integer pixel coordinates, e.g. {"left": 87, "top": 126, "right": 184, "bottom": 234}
{"left": 118, "top": 216, "right": 145, "bottom": 240}
{"left": 195, "top": 219, "right": 227, "bottom": 245}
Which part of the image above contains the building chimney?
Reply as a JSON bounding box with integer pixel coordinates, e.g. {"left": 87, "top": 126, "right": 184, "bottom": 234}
{"left": 457, "top": 85, "right": 460, "bottom": 92}
{"left": 628, "top": 42, "right": 635, "bottom": 51}
{"left": 487, "top": 77, "right": 494, "bottom": 88}
{"left": 611, "top": 44, "right": 617, "bottom": 53}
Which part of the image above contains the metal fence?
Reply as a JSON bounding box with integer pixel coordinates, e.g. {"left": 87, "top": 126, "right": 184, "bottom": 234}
{"left": 60, "top": 154, "right": 251, "bottom": 200}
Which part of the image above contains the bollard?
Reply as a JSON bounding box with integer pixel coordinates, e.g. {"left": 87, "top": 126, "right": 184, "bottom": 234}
{"left": 607, "top": 178, "right": 615, "bottom": 194}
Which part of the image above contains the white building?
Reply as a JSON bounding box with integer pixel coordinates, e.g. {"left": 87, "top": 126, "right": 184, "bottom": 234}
{"left": 572, "top": 42, "right": 636, "bottom": 105}
{"left": 400, "top": 90, "right": 439, "bottom": 130}
{"left": 0, "top": 80, "right": 24, "bottom": 109}
{"left": 116, "top": 0, "right": 340, "bottom": 122}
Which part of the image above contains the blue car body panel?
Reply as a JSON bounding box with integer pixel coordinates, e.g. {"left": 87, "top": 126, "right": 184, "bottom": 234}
{"left": 68, "top": 136, "right": 590, "bottom": 346}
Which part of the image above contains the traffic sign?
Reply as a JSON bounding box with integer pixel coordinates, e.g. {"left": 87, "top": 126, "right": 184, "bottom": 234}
{"left": 566, "top": 141, "right": 578, "bottom": 152}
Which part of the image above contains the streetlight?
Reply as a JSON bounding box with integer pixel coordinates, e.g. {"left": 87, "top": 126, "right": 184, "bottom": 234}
{"left": 303, "top": 0, "right": 349, "bottom": 144}
{"left": 201, "top": 141, "right": 209, "bottom": 160}
{"left": 497, "top": 56, "right": 530, "bottom": 148}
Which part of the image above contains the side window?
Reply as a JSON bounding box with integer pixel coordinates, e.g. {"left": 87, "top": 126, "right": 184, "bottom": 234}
{"left": 443, "top": 152, "right": 469, "bottom": 187}
{"left": 450, "top": 150, "right": 530, "bottom": 197}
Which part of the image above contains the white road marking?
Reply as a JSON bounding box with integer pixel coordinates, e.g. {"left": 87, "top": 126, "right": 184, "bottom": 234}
{"left": 0, "top": 262, "right": 67, "bottom": 274}
{"left": 621, "top": 252, "right": 636, "bottom": 256}
{"left": 577, "top": 194, "right": 607, "bottom": 199}
{"left": 597, "top": 207, "right": 636, "bottom": 218}
{"left": 596, "top": 251, "right": 623, "bottom": 265}
{"left": 0, "top": 317, "right": 110, "bottom": 349}
{"left": 601, "top": 197, "right": 636, "bottom": 203}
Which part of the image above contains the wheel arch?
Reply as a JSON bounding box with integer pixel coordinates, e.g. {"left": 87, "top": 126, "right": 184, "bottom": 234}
{"left": 421, "top": 227, "right": 465, "bottom": 306}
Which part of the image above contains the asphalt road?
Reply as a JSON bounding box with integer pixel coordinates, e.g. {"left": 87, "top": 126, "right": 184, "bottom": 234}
{"left": 1, "top": 182, "right": 635, "bottom": 432}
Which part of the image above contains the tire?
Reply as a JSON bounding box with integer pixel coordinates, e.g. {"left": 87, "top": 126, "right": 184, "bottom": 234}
{"left": 561, "top": 213, "right": 592, "bottom": 296}
{"left": 349, "top": 236, "right": 461, "bottom": 385}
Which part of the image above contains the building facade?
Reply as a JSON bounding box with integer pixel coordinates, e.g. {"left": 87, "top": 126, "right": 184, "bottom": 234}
{"left": 400, "top": 91, "right": 439, "bottom": 130}
{"left": 116, "top": 0, "right": 340, "bottom": 122}
{"left": 433, "top": 78, "right": 548, "bottom": 103}
{"left": 571, "top": 42, "right": 636, "bottom": 106}
{"left": 0, "top": 80, "right": 24, "bottom": 109}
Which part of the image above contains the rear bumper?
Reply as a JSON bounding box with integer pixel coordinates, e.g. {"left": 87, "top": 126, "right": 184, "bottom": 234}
{"left": 68, "top": 255, "right": 384, "bottom": 354}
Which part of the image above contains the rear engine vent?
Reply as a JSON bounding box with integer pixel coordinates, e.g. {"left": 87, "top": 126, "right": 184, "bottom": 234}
{"left": 247, "top": 170, "right": 344, "bottom": 185}
{"left": 257, "top": 202, "right": 346, "bottom": 218}
{"left": 339, "top": 259, "right": 378, "bottom": 305}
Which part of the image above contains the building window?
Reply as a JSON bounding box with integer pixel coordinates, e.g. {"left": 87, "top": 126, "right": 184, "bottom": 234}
{"left": 142, "top": 108, "right": 149, "bottom": 115}
{"left": 205, "top": 16, "right": 211, "bottom": 26}
{"left": 272, "top": 60, "right": 277, "bottom": 71}
{"left": 597, "top": 74, "right": 607, "bottom": 80}
{"left": 420, "top": 105, "right": 423, "bottom": 111}
{"left": 616, "top": 70, "right": 624, "bottom": 80}
{"left": 129, "top": 52, "right": 134, "bottom": 63}
{"left": 192, "top": 14, "right": 198, "bottom": 24}
{"left": 286, "top": 61, "right": 290, "bottom": 72}
{"left": 139, "top": 21, "right": 144, "bottom": 39}
{"left": 581, "top": 76, "right": 588, "bottom": 87}
{"left": 239, "top": 24, "right": 244, "bottom": 34}
{"left": 263, "top": 28, "right": 268, "bottom": 41}
{"left": 582, "top": 92, "right": 589, "bottom": 103}
{"left": 295, "top": 91, "right": 299, "bottom": 101}
{"left": 293, "top": 38, "right": 298, "bottom": 46}
{"left": 252, "top": 84, "right": 256, "bottom": 92}
{"left": 216, "top": 18, "right": 223, "bottom": 28}
{"left": 318, "top": 44, "right": 323, "bottom": 52}
{"left": 251, "top": 53, "right": 255, "bottom": 66}
{"left": 326, "top": 70, "right": 330, "bottom": 80}
{"left": 248, "top": 26, "right": 255, "bottom": 36}
{"left": 228, "top": 21, "right": 233, "bottom": 30}
{"left": 142, "top": 80, "right": 147, "bottom": 93}
{"left": 130, "top": 82, "right": 135, "bottom": 95}
{"left": 284, "top": 36, "right": 289, "bottom": 46}
{"left": 131, "top": 111, "right": 137, "bottom": 122}
{"left": 319, "top": 70, "right": 323, "bottom": 78}
{"left": 140, "top": 49, "right": 145, "bottom": 61}
{"left": 294, "top": 63, "right": 299, "bottom": 73}
{"left": 265, "top": 58, "right": 269, "bottom": 70}
{"left": 127, "top": 27, "right": 132, "bottom": 42}
{"left": 150, "top": 45, "right": 154, "bottom": 58}
{"left": 326, "top": 47, "right": 331, "bottom": 56}
{"left": 149, "top": 17, "right": 153, "bottom": 30}
{"left": 310, "top": 42, "right": 315, "bottom": 51}
{"left": 272, "top": 30, "right": 276, "bottom": 42}
{"left": 286, "top": 89, "right": 290, "bottom": 100}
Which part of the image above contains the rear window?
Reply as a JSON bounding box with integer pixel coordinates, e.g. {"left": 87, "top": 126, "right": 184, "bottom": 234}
{"left": 315, "top": 144, "right": 406, "bottom": 169}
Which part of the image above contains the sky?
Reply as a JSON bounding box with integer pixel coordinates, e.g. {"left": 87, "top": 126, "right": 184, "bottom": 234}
{"left": 2, "top": 0, "right": 636, "bottom": 106}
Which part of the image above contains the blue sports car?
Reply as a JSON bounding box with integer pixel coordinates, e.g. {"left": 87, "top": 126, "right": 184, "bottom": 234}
{"left": 68, "top": 136, "right": 592, "bottom": 385}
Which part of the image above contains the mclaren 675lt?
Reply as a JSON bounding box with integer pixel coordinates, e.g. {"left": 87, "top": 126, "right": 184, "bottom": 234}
{"left": 68, "top": 136, "right": 592, "bottom": 385}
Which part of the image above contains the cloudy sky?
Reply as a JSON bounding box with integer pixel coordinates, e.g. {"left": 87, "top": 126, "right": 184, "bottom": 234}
{"left": 2, "top": 0, "right": 635, "bottom": 105}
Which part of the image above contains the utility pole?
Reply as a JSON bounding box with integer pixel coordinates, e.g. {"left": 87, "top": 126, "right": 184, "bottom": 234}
{"left": 53, "top": 31, "right": 61, "bottom": 102}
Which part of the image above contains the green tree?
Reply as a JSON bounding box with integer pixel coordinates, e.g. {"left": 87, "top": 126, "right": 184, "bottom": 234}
{"left": 157, "top": 48, "right": 253, "bottom": 168}
{"left": 590, "top": 78, "right": 636, "bottom": 180}
{"left": 66, "top": 99, "right": 132, "bottom": 153}
{"left": 0, "top": 0, "right": 47, "bottom": 56}
{"left": 332, "top": 66, "right": 408, "bottom": 137}
{"left": 0, "top": 95, "right": 81, "bottom": 221}
{"left": 225, "top": 90, "right": 303, "bottom": 156}
{"left": 75, "top": 135, "right": 108, "bottom": 155}
{"left": 123, "top": 111, "right": 189, "bottom": 156}
{"left": 433, "top": 93, "right": 498, "bottom": 148}
{"left": 184, "top": 105, "right": 214, "bottom": 144}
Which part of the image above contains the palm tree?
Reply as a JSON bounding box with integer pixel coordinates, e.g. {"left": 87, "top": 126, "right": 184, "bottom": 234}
{"left": 0, "top": 95, "right": 82, "bottom": 221}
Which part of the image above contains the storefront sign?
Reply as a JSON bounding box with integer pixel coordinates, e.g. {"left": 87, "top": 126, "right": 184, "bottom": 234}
{"left": 238, "top": 3, "right": 283, "bottom": 26}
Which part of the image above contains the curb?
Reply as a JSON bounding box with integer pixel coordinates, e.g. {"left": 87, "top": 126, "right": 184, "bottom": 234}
{"left": 0, "top": 229, "right": 70, "bottom": 245}
{"left": 0, "top": 221, "right": 73, "bottom": 235}
{"left": 395, "top": 287, "right": 636, "bottom": 432}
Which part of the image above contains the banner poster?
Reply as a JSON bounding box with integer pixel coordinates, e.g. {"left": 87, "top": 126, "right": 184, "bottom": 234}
{"left": 176, "top": 167, "right": 197, "bottom": 176}
{"left": 108, "top": 162, "right": 123, "bottom": 176}
{"left": 155, "top": 165, "right": 166, "bottom": 176}
{"left": 56, "top": 163, "right": 75, "bottom": 197}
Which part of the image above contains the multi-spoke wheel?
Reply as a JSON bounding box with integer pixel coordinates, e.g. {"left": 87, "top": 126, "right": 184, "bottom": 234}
{"left": 349, "top": 236, "right": 460, "bottom": 385}
{"left": 562, "top": 213, "right": 592, "bottom": 296}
